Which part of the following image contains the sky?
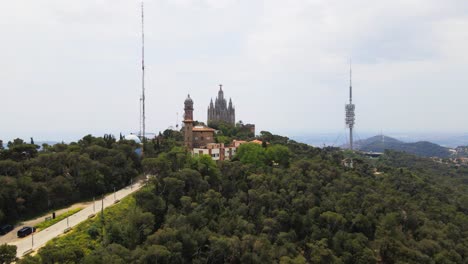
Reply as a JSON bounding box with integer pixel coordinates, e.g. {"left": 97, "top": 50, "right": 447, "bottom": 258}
{"left": 1, "top": 0, "right": 468, "bottom": 143}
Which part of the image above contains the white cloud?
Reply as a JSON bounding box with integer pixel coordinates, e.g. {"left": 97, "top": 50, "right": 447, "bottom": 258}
{"left": 0, "top": 0, "right": 467, "bottom": 142}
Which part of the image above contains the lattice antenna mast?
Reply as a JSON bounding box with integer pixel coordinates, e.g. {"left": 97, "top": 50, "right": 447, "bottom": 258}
{"left": 139, "top": 98, "right": 142, "bottom": 136}
{"left": 345, "top": 61, "right": 356, "bottom": 150}
{"left": 140, "top": 1, "right": 146, "bottom": 152}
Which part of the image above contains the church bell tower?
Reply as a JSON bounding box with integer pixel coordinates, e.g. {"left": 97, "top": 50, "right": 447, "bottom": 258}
{"left": 183, "top": 94, "right": 194, "bottom": 149}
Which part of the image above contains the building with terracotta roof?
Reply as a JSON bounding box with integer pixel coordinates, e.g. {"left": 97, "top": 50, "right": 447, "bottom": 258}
{"left": 183, "top": 93, "right": 260, "bottom": 161}
{"left": 192, "top": 126, "right": 216, "bottom": 148}
{"left": 232, "top": 140, "right": 247, "bottom": 148}
{"left": 193, "top": 143, "right": 238, "bottom": 161}
{"left": 183, "top": 95, "right": 216, "bottom": 149}
{"left": 250, "top": 139, "right": 268, "bottom": 145}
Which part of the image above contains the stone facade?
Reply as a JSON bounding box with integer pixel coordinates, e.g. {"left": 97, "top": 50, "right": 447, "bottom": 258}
{"left": 183, "top": 94, "right": 194, "bottom": 149}
{"left": 182, "top": 91, "right": 258, "bottom": 162}
{"left": 192, "top": 126, "right": 215, "bottom": 148}
{"left": 183, "top": 94, "right": 215, "bottom": 149}
{"left": 207, "top": 85, "right": 235, "bottom": 126}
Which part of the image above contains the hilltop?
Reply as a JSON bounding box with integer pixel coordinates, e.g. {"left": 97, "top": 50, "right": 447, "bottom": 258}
{"left": 15, "top": 131, "right": 468, "bottom": 264}
{"left": 353, "top": 135, "right": 453, "bottom": 158}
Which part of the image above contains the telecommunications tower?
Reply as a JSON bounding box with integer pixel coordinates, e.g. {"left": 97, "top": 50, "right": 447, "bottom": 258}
{"left": 345, "top": 63, "right": 356, "bottom": 150}
{"left": 140, "top": 1, "right": 146, "bottom": 151}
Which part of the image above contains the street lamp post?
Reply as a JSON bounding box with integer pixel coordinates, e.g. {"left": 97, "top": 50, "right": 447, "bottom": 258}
{"left": 101, "top": 195, "right": 104, "bottom": 222}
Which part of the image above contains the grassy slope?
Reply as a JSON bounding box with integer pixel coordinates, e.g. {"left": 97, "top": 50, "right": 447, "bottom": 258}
{"left": 35, "top": 208, "right": 83, "bottom": 230}
{"left": 33, "top": 193, "right": 137, "bottom": 259}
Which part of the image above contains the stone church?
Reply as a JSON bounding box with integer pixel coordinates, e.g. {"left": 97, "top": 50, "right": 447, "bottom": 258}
{"left": 207, "top": 85, "right": 235, "bottom": 126}
{"left": 183, "top": 94, "right": 215, "bottom": 149}
{"left": 182, "top": 91, "right": 256, "bottom": 161}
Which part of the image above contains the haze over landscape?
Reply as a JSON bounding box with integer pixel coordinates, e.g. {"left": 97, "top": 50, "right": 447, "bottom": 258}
{"left": 2, "top": 1, "right": 468, "bottom": 263}
{"left": 1, "top": 0, "right": 468, "bottom": 143}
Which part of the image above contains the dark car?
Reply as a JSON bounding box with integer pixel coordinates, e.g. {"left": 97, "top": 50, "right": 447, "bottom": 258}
{"left": 17, "top": 226, "right": 36, "bottom": 238}
{"left": 0, "top": 224, "right": 13, "bottom": 235}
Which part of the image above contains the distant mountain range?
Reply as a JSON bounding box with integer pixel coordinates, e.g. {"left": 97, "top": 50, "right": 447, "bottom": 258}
{"left": 292, "top": 132, "right": 468, "bottom": 148}
{"left": 351, "top": 135, "right": 454, "bottom": 158}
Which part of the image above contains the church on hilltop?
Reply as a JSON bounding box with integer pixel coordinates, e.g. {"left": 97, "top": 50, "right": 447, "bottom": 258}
{"left": 207, "top": 85, "right": 235, "bottom": 126}
{"left": 183, "top": 94, "right": 216, "bottom": 149}
{"left": 182, "top": 87, "right": 257, "bottom": 161}
{"left": 182, "top": 93, "right": 237, "bottom": 161}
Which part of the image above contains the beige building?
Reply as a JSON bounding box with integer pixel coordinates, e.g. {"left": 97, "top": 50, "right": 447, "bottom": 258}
{"left": 193, "top": 143, "right": 237, "bottom": 161}
{"left": 192, "top": 126, "right": 216, "bottom": 148}
{"left": 183, "top": 95, "right": 215, "bottom": 149}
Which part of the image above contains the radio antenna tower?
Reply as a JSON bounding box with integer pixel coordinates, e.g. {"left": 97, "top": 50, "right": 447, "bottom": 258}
{"left": 345, "top": 61, "right": 356, "bottom": 150}
{"left": 140, "top": 1, "right": 146, "bottom": 153}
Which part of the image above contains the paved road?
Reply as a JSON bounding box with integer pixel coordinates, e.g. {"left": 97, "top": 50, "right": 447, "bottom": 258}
{"left": 9, "top": 181, "right": 144, "bottom": 258}
{"left": 0, "top": 203, "right": 89, "bottom": 245}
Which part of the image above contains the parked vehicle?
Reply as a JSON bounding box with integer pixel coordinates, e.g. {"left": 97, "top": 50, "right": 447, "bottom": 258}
{"left": 17, "top": 226, "right": 36, "bottom": 238}
{"left": 0, "top": 224, "right": 13, "bottom": 235}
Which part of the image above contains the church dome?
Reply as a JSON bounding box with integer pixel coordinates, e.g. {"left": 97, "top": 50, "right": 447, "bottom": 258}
{"left": 184, "top": 94, "right": 194, "bottom": 111}
{"left": 123, "top": 134, "right": 141, "bottom": 143}
{"left": 185, "top": 94, "right": 193, "bottom": 104}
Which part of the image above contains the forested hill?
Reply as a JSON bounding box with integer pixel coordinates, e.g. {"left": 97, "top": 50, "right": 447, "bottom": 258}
{"left": 354, "top": 135, "right": 453, "bottom": 158}
{"left": 21, "top": 132, "right": 468, "bottom": 264}
{"left": 0, "top": 135, "right": 140, "bottom": 226}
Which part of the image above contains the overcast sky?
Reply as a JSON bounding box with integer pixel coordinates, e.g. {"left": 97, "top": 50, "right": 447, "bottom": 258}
{"left": 1, "top": 0, "right": 468, "bottom": 142}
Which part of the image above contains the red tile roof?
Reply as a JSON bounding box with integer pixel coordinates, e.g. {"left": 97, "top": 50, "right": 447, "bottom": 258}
{"left": 193, "top": 126, "right": 215, "bottom": 132}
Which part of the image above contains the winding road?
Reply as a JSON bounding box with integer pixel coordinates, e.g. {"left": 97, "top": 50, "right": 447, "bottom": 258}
{"left": 7, "top": 180, "right": 144, "bottom": 258}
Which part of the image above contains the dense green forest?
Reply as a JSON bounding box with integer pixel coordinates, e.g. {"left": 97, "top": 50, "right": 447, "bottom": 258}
{"left": 207, "top": 121, "right": 255, "bottom": 144}
{"left": 17, "top": 132, "right": 468, "bottom": 264}
{"left": 0, "top": 135, "right": 140, "bottom": 225}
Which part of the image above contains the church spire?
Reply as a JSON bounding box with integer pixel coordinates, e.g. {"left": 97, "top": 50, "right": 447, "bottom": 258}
{"left": 218, "top": 84, "right": 224, "bottom": 100}
{"left": 184, "top": 94, "right": 194, "bottom": 121}
{"left": 208, "top": 84, "right": 235, "bottom": 126}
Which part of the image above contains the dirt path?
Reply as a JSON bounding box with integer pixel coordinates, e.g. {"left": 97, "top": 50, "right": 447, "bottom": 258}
{"left": 0, "top": 201, "right": 91, "bottom": 245}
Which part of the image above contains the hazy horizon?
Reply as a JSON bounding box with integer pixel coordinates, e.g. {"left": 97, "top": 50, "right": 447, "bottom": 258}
{"left": 2, "top": 130, "right": 468, "bottom": 150}
{"left": 1, "top": 1, "right": 468, "bottom": 142}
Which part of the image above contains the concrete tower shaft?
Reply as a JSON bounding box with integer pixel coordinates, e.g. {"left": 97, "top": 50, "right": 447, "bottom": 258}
{"left": 345, "top": 63, "right": 356, "bottom": 150}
